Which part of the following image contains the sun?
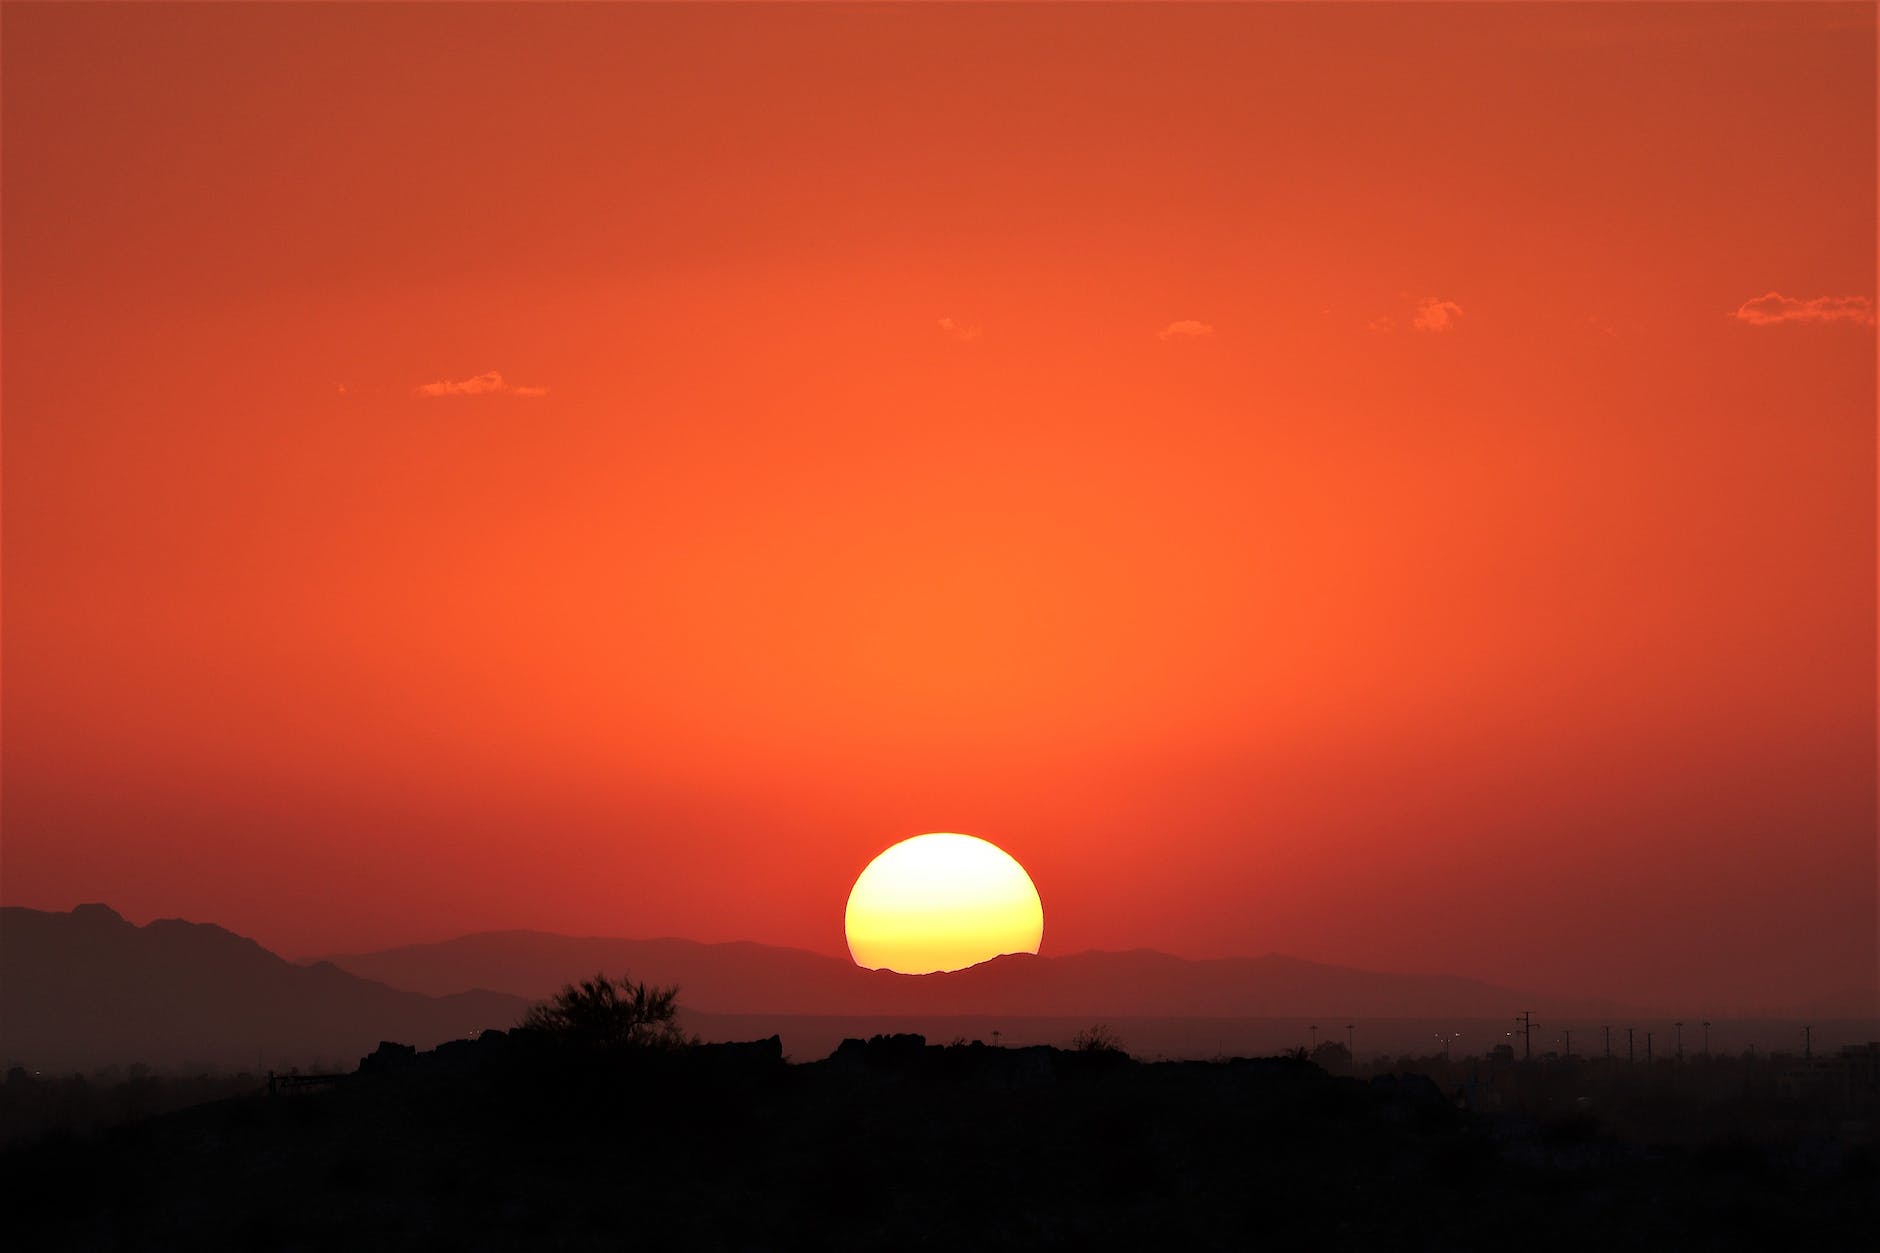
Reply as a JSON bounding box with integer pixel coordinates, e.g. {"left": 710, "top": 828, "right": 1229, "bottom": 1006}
{"left": 844, "top": 832, "right": 1044, "bottom": 974}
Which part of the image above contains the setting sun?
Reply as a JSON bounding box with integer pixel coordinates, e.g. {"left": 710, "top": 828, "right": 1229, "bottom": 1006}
{"left": 845, "top": 834, "right": 1044, "bottom": 974}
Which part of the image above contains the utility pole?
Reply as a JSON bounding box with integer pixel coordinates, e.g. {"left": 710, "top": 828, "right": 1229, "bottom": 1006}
{"left": 1309, "top": 1025, "right": 1318, "bottom": 1051}
{"left": 1674, "top": 1021, "right": 1684, "bottom": 1063}
{"left": 1701, "top": 1020, "right": 1711, "bottom": 1057}
{"left": 1646, "top": 1031, "right": 1654, "bottom": 1065}
{"left": 1562, "top": 1028, "right": 1570, "bottom": 1058}
{"left": 1627, "top": 1027, "right": 1635, "bottom": 1065}
{"left": 1345, "top": 1024, "right": 1355, "bottom": 1070}
{"left": 1518, "top": 1010, "right": 1534, "bottom": 1062}
{"left": 1803, "top": 1025, "right": 1812, "bottom": 1060}
{"left": 1603, "top": 1025, "right": 1612, "bottom": 1063}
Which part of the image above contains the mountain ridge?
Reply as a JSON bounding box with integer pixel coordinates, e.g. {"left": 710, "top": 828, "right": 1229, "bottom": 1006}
{"left": 315, "top": 926, "right": 1631, "bottom": 1019}
{"left": 1, "top": 904, "right": 530, "bottom": 1071}
{"left": 13, "top": 906, "right": 1868, "bottom": 1071}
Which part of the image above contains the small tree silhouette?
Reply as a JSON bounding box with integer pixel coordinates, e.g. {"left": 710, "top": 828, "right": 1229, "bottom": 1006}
{"left": 521, "top": 973, "right": 689, "bottom": 1051}
{"left": 1071, "top": 1023, "right": 1126, "bottom": 1056}
{"left": 1310, "top": 1039, "right": 1351, "bottom": 1070}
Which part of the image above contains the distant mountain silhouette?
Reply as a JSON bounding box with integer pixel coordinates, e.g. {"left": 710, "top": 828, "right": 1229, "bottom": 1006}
{"left": 2, "top": 905, "right": 529, "bottom": 1071}
{"left": 319, "top": 930, "right": 1620, "bottom": 1019}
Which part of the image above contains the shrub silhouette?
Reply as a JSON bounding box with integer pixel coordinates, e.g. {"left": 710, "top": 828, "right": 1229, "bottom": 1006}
{"left": 519, "top": 973, "right": 690, "bottom": 1051}
{"left": 1310, "top": 1040, "right": 1352, "bottom": 1070}
{"left": 1071, "top": 1023, "right": 1126, "bottom": 1056}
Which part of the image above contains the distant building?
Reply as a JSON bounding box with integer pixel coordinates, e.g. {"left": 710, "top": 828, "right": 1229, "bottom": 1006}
{"left": 1778, "top": 1042, "right": 1880, "bottom": 1109}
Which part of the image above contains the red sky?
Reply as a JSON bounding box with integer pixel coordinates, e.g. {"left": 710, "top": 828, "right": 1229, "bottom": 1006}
{"left": 4, "top": 3, "right": 1874, "bottom": 1012}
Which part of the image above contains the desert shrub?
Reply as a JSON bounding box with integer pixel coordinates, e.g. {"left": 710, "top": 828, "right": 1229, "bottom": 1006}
{"left": 519, "top": 974, "right": 690, "bottom": 1051}
{"left": 1072, "top": 1024, "right": 1126, "bottom": 1056}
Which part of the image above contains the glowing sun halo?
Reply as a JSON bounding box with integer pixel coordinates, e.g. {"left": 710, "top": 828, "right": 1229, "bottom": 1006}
{"left": 845, "top": 833, "right": 1044, "bottom": 974}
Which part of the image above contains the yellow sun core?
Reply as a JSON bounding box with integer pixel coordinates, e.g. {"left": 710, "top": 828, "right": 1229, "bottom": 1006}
{"left": 844, "top": 832, "right": 1044, "bottom": 974}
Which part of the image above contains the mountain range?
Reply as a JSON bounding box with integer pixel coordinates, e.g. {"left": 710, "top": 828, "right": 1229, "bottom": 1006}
{"left": 7, "top": 904, "right": 1652, "bottom": 1072}
{"left": 318, "top": 928, "right": 1604, "bottom": 1020}
{"left": 1, "top": 905, "right": 527, "bottom": 1071}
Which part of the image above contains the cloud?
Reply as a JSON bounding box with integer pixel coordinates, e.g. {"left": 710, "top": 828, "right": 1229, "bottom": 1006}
{"left": 1411, "top": 297, "right": 1464, "bottom": 333}
{"left": 1366, "top": 316, "right": 1395, "bottom": 334}
{"left": 937, "top": 316, "right": 982, "bottom": 342}
{"left": 412, "top": 371, "right": 548, "bottom": 398}
{"left": 1157, "top": 319, "right": 1214, "bottom": 340}
{"left": 1731, "top": 292, "right": 1876, "bottom": 327}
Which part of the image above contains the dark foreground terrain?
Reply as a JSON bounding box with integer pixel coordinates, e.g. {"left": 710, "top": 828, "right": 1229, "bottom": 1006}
{"left": 5, "top": 1032, "right": 1875, "bottom": 1252}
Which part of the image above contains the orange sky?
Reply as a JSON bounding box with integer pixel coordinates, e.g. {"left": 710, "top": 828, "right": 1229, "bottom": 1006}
{"left": 4, "top": 2, "right": 1874, "bottom": 1011}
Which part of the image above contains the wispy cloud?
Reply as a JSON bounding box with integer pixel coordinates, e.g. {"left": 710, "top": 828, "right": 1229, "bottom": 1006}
{"left": 1366, "top": 315, "right": 1396, "bottom": 334}
{"left": 937, "top": 316, "right": 982, "bottom": 342}
{"left": 1412, "top": 297, "right": 1464, "bottom": 333}
{"left": 1157, "top": 319, "right": 1214, "bottom": 341}
{"left": 1731, "top": 292, "right": 1875, "bottom": 327}
{"left": 413, "top": 371, "right": 548, "bottom": 398}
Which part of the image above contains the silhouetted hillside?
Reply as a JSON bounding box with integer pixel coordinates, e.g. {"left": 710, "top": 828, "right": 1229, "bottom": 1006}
{"left": 321, "top": 930, "right": 1618, "bottom": 1019}
{"left": 7, "top": 1030, "right": 1874, "bottom": 1252}
{"left": 1, "top": 905, "right": 529, "bottom": 1071}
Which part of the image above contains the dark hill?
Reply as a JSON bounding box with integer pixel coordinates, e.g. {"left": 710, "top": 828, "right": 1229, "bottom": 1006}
{"left": 6, "top": 1031, "right": 1874, "bottom": 1251}
{"left": 0, "top": 905, "right": 529, "bottom": 1071}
